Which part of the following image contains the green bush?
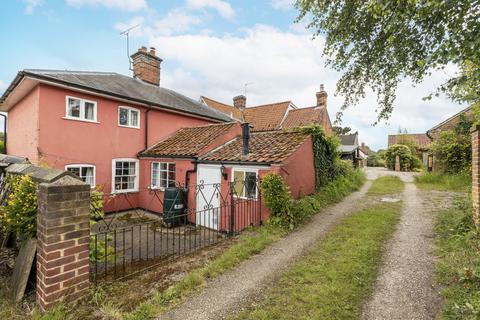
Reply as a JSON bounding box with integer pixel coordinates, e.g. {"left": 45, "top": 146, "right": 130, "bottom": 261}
{"left": 366, "top": 153, "right": 385, "bottom": 167}
{"left": 385, "top": 144, "right": 421, "bottom": 171}
{"left": 0, "top": 175, "right": 37, "bottom": 242}
{"left": 260, "top": 173, "right": 294, "bottom": 230}
{"left": 431, "top": 130, "right": 471, "bottom": 174}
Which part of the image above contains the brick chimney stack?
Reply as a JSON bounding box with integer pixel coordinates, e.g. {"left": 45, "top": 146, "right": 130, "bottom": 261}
{"left": 233, "top": 95, "right": 246, "bottom": 111}
{"left": 131, "top": 46, "right": 163, "bottom": 86}
{"left": 316, "top": 84, "right": 327, "bottom": 108}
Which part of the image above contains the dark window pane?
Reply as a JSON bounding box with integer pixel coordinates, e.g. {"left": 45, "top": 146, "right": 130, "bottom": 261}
{"left": 119, "top": 108, "right": 128, "bottom": 125}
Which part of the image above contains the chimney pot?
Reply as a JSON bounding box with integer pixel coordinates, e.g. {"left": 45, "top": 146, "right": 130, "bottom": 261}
{"left": 233, "top": 95, "right": 246, "bottom": 111}
{"left": 131, "top": 46, "right": 163, "bottom": 86}
{"left": 316, "top": 84, "right": 327, "bottom": 108}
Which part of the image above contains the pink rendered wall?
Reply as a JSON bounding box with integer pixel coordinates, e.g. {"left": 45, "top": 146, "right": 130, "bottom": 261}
{"left": 7, "top": 86, "right": 40, "bottom": 162}
{"left": 34, "top": 84, "right": 212, "bottom": 197}
{"left": 279, "top": 137, "right": 315, "bottom": 198}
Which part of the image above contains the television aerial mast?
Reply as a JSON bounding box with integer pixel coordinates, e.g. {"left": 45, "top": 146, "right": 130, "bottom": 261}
{"left": 120, "top": 24, "right": 140, "bottom": 71}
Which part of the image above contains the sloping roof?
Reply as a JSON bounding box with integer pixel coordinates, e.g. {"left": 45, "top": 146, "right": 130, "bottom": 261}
{"left": 201, "top": 131, "right": 310, "bottom": 164}
{"left": 427, "top": 106, "right": 473, "bottom": 138}
{"left": 200, "top": 96, "right": 242, "bottom": 120}
{"left": 140, "top": 122, "right": 237, "bottom": 157}
{"left": 339, "top": 134, "right": 359, "bottom": 153}
{"left": 0, "top": 70, "right": 230, "bottom": 122}
{"left": 244, "top": 102, "right": 291, "bottom": 132}
{"left": 388, "top": 133, "right": 431, "bottom": 150}
{"left": 201, "top": 96, "right": 292, "bottom": 131}
{"left": 281, "top": 106, "right": 327, "bottom": 129}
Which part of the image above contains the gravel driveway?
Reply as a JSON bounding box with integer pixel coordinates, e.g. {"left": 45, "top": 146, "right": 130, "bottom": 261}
{"left": 362, "top": 171, "right": 441, "bottom": 320}
{"left": 160, "top": 178, "right": 373, "bottom": 320}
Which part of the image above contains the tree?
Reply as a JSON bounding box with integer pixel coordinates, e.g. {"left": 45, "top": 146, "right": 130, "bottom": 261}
{"left": 296, "top": 0, "right": 480, "bottom": 122}
{"left": 385, "top": 144, "right": 421, "bottom": 171}
{"left": 332, "top": 126, "right": 352, "bottom": 135}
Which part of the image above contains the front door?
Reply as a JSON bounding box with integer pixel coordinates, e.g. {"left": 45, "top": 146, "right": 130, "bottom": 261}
{"left": 196, "top": 165, "right": 221, "bottom": 230}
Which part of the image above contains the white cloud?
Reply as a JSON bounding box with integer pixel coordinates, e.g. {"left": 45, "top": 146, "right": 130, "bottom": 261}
{"left": 270, "top": 0, "right": 293, "bottom": 11}
{"left": 186, "top": 0, "right": 235, "bottom": 19}
{"left": 0, "top": 80, "right": 6, "bottom": 92}
{"left": 23, "top": 0, "right": 42, "bottom": 14}
{"left": 151, "top": 9, "right": 202, "bottom": 36}
{"left": 66, "top": 0, "right": 147, "bottom": 11}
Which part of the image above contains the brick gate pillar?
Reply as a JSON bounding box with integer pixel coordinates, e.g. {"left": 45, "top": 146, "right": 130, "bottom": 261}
{"left": 471, "top": 125, "right": 480, "bottom": 229}
{"left": 36, "top": 175, "right": 91, "bottom": 311}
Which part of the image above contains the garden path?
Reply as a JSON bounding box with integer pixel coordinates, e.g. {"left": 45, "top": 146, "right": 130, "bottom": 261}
{"left": 160, "top": 176, "right": 373, "bottom": 320}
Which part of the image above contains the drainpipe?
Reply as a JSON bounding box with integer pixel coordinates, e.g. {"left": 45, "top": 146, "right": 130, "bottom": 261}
{"left": 0, "top": 114, "right": 7, "bottom": 154}
{"left": 145, "top": 109, "right": 150, "bottom": 150}
{"left": 184, "top": 159, "right": 198, "bottom": 209}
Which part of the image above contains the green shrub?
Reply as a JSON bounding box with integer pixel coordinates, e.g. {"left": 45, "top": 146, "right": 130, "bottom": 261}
{"left": 0, "top": 175, "right": 37, "bottom": 242}
{"left": 431, "top": 130, "right": 471, "bottom": 174}
{"left": 385, "top": 144, "right": 421, "bottom": 171}
{"left": 260, "top": 173, "right": 294, "bottom": 230}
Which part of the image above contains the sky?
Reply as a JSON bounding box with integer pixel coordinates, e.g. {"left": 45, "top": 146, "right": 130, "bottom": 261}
{"left": 0, "top": 0, "right": 467, "bottom": 150}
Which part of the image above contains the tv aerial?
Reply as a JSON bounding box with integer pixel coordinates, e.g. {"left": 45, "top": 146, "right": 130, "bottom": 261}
{"left": 120, "top": 24, "right": 140, "bottom": 71}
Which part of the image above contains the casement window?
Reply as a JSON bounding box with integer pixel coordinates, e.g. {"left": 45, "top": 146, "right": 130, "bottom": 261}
{"left": 65, "top": 164, "right": 95, "bottom": 187}
{"left": 151, "top": 162, "right": 176, "bottom": 189}
{"left": 112, "top": 159, "right": 139, "bottom": 193}
{"left": 118, "top": 106, "right": 140, "bottom": 128}
{"left": 232, "top": 169, "right": 258, "bottom": 199}
{"left": 66, "top": 96, "right": 97, "bottom": 122}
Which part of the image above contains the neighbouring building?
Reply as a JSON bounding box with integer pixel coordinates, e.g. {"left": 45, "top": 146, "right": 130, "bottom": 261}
{"left": 426, "top": 106, "right": 473, "bottom": 140}
{"left": 387, "top": 133, "right": 431, "bottom": 167}
{"left": 200, "top": 84, "right": 333, "bottom": 134}
{"left": 0, "top": 47, "right": 230, "bottom": 197}
{"left": 339, "top": 133, "right": 365, "bottom": 167}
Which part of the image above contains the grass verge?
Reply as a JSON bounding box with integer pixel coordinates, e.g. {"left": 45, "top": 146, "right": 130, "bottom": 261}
{"left": 435, "top": 194, "right": 480, "bottom": 319}
{"left": 367, "top": 175, "right": 404, "bottom": 196}
{"left": 234, "top": 201, "right": 402, "bottom": 319}
{"left": 415, "top": 172, "right": 470, "bottom": 192}
{"left": 233, "top": 176, "right": 403, "bottom": 320}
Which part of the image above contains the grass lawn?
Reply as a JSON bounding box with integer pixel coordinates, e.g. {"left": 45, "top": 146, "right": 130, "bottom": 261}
{"left": 435, "top": 195, "right": 480, "bottom": 319}
{"left": 367, "top": 175, "right": 404, "bottom": 196}
{"left": 234, "top": 177, "right": 403, "bottom": 320}
{"left": 415, "top": 172, "right": 470, "bottom": 192}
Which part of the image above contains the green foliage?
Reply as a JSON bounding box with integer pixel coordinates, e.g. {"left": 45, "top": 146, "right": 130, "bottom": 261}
{"left": 332, "top": 126, "right": 351, "bottom": 135}
{"left": 431, "top": 130, "right": 472, "bottom": 175}
{"left": 235, "top": 200, "right": 401, "bottom": 319}
{"left": 415, "top": 172, "right": 471, "bottom": 192}
{"left": 366, "top": 153, "right": 385, "bottom": 167}
{"left": 88, "top": 188, "right": 115, "bottom": 263}
{"left": 385, "top": 144, "right": 421, "bottom": 171}
{"left": 368, "top": 176, "right": 404, "bottom": 196}
{"left": 0, "top": 175, "right": 37, "bottom": 242}
{"left": 292, "top": 125, "right": 341, "bottom": 190}
{"left": 435, "top": 195, "right": 480, "bottom": 319}
{"left": 262, "top": 166, "right": 365, "bottom": 231}
{"left": 295, "top": 0, "right": 480, "bottom": 122}
{"left": 260, "top": 173, "right": 294, "bottom": 230}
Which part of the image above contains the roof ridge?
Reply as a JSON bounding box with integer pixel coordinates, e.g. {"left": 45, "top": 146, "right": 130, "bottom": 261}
{"left": 24, "top": 69, "right": 118, "bottom": 75}
{"left": 249, "top": 100, "right": 292, "bottom": 109}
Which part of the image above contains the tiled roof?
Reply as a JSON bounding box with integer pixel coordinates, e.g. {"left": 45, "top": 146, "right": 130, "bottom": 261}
{"left": 201, "top": 131, "right": 310, "bottom": 164}
{"left": 281, "top": 106, "right": 326, "bottom": 129}
{"left": 201, "top": 96, "right": 292, "bottom": 131}
{"left": 388, "top": 134, "right": 431, "bottom": 150}
{"left": 200, "top": 96, "right": 243, "bottom": 120}
{"left": 0, "top": 70, "right": 231, "bottom": 121}
{"left": 244, "top": 102, "right": 291, "bottom": 132}
{"left": 140, "top": 123, "right": 237, "bottom": 157}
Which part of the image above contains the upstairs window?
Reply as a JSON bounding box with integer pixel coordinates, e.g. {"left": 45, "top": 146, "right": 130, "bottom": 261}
{"left": 66, "top": 164, "right": 95, "bottom": 187}
{"left": 66, "top": 96, "right": 97, "bottom": 122}
{"left": 118, "top": 106, "right": 140, "bottom": 128}
{"left": 151, "top": 162, "right": 176, "bottom": 189}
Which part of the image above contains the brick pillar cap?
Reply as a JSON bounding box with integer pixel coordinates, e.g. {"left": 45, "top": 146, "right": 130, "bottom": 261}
{"left": 471, "top": 124, "right": 480, "bottom": 133}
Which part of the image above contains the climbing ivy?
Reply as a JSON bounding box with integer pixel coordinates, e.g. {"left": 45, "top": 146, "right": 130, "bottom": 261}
{"left": 291, "top": 125, "right": 341, "bottom": 190}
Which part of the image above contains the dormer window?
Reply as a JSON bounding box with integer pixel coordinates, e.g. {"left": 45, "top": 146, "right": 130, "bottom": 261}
{"left": 118, "top": 106, "right": 140, "bottom": 128}
{"left": 66, "top": 96, "right": 97, "bottom": 122}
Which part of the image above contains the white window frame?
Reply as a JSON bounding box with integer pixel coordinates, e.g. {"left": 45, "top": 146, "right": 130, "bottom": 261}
{"left": 118, "top": 106, "right": 140, "bottom": 129}
{"left": 231, "top": 168, "right": 259, "bottom": 199}
{"left": 65, "top": 164, "right": 96, "bottom": 188}
{"left": 150, "top": 162, "right": 176, "bottom": 190}
{"left": 111, "top": 158, "right": 139, "bottom": 193}
{"left": 65, "top": 95, "right": 98, "bottom": 122}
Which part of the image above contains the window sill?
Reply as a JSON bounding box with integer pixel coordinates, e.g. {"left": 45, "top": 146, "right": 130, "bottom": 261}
{"left": 62, "top": 117, "right": 100, "bottom": 124}
{"left": 111, "top": 189, "right": 139, "bottom": 194}
{"left": 118, "top": 124, "right": 140, "bottom": 129}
